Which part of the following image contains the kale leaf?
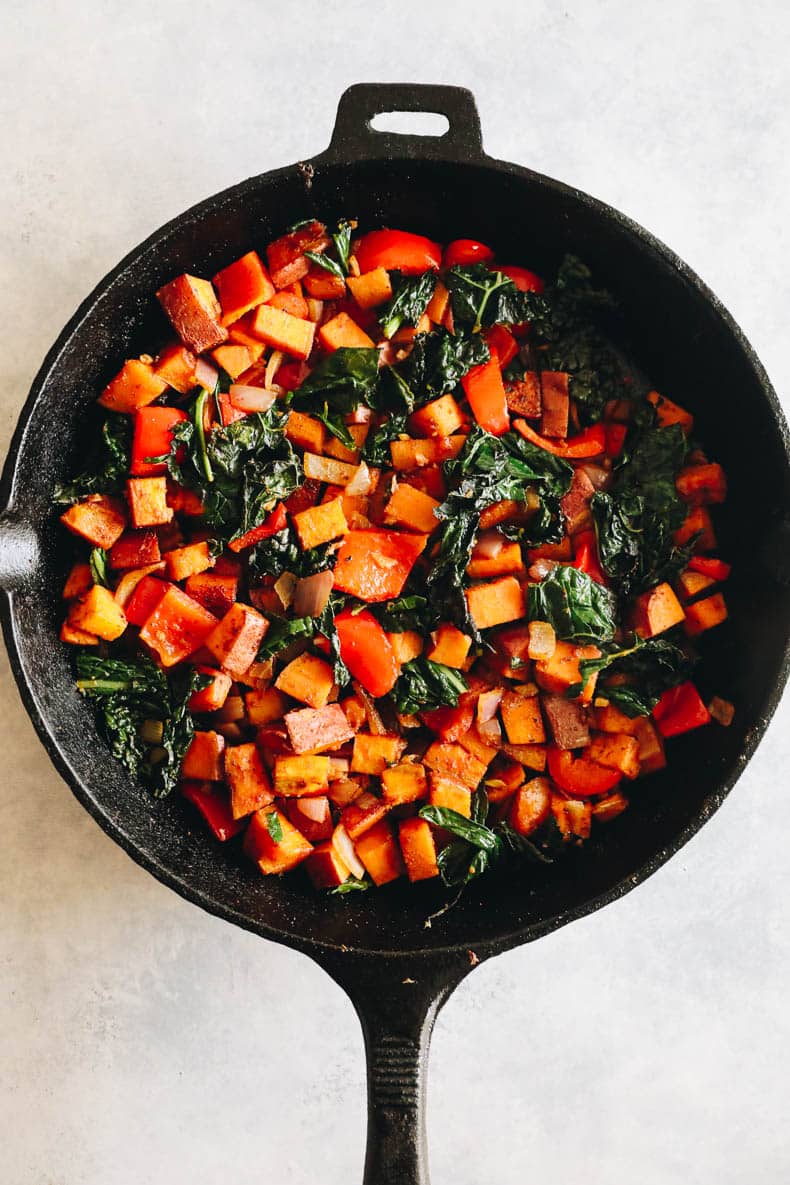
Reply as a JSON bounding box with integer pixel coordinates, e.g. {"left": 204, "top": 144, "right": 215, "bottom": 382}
{"left": 391, "top": 658, "right": 468, "bottom": 715}
{"left": 379, "top": 271, "right": 437, "bottom": 339}
{"left": 384, "top": 327, "right": 489, "bottom": 411}
{"left": 446, "top": 265, "right": 545, "bottom": 332}
{"left": 362, "top": 412, "right": 408, "bottom": 466}
{"left": 373, "top": 594, "right": 434, "bottom": 633}
{"left": 290, "top": 347, "right": 381, "bottom": 446}
{"left": 528, "top": 564, "right": 617, "bottom": 645}
{"left": 247, "top": 525, "right": 337, "bottom": 581}
{"left": 52, "top": 413, "right": 132, "bottom": 504}
{"left": 573, "top": 635, "right": 695, "bottom": 715}
{"left": 89, "top": 548, "right": 110, "bottom": 588}
{"left": 255, "top": 593, "right": 350, "bottom": 687}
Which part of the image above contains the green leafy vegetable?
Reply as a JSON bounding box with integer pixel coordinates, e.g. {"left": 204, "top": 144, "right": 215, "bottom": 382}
{"left": 75, "top": 653, "right": 206, "bottom": 797}
{"left": 592, "top": 423, "right": 690, "bottom": 598}
{"left": 304, "top": 249, "right": 345, "bottom": 282}
{"left": 247, "top": 525, "right": 337, "bottom": 581}
{"left": 265, "top": 811, "right": 284, "bottom": 843}
{"left": 419, "top": 804, "right": 500, "bottom": 851}
{"left": 383, "top": 328, "right": 489, "bottom": 412}
{"left": 528, "top": 564, "right": 617, "bottom": 645}
{"left": 573, "top": 635, "right": 694, "bottom": 715}
{"left": 373, "top": 595, "right": 434, "bottom": 633}
{"left": 362, "top": 412, "right": 408, "bottom": 466}
{"left": 256, "top": 614, "right": 318, "bottom": 660}
{"left": 89, "top": 548, "right": 110, "bottom": 588}
{"left": 330, "top": 875, "right": 373, "bottom": 894}
{"left": 52, "top": 414, "right": 131, "bottom": 504}
{"left": 290, "top": 348, "right": 381, "bottom": 446}
{"left": 332, "top": 219, "right": 353, "bottom": 275}
{"left": 379, "top": 271, "right": 437, "bottom": 339}
{"left": 391, "top": 658, "right": 468, "bottom": 715}
{"left": 446, "top": 265, "right": 545, "bottom": 332}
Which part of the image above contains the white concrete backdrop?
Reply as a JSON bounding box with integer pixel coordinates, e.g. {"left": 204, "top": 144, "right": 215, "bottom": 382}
{"left": 1, "top": 1, "right": 789, "bottom": 1182}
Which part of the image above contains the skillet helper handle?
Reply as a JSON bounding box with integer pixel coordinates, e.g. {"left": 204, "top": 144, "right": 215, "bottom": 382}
{"left": 0, "top": 510, "right": 39, "bottom": 591}
{"left": 327, "top": 83, "right": 485, "bottom": 163}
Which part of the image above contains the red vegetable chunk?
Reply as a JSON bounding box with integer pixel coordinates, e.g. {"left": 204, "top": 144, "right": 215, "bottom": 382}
{"left": 332, "top": 529, "right": 429, "bottom": 601}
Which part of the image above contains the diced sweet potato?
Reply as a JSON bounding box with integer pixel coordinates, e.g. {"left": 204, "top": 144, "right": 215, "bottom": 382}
{"left": 139, "top": 585, "right": 218, "bottom": 666}
{"left": 347, "top": 268, "right": 393, "bottom": 309}
{"left": 98, "top": 358, "right": 168, "bottom": 413}
{"left": 63, "top": 562, "right": 93, "bottom": 600}
{"left": 386, "top": 631, "right": 424, "bottom": 664}
{"left": 426, "top": 624, "right": 472, "bottom": 669}
{"left": 585, "top": 732, "right": 640, "bottom": 779}
{"left": 501, "top": 743, "right": 547, "bottom": 771}
{"left": 458, "top": 728, "right": 498, "bottom": 767}
{"left": 534, "top": 640, "right": 600, "bottom": 699}
{"left": 68, "top": 585, "right": 127, "bottom": 641}
{"left": 551, "top": 795, "right": 593, "bottom": 840}
{"left": 509, "top": 776, "right": 552, "bottom": 836}
{"left": 381, "top": 761, "right": 428, "bottom": 804}
{"left": 592, "top": 791, "right": 630, "bottom": 822}
{"left": 305, "top": 841, "right": 352, "bottom": 889}
{"left": 541, "top": 693, "right": 588, "bottom": 749}
{"left": 225, "top": 742, "right": 273, "bottom": 818}
{"left": 592, "top": 703, "right": 643, "bottom": 736}
{"left": 341, "top": 792, "right": 390, "bottom": 839}
{"left": 676, "top": 463, "right": 727, "bottom": 506}
{"left": 466, "top": 576, "right": 526, "bottom": 631}
{"left": 674, "top": 506, "right": 717, "bottom": 551}
{"left": 354, "top": 821, "right": 405, "bottom": 886}
{"left": 211, "top": 343, "right": 258, "bottom": 381}
{"left": 284, "top": 703, "right": 355, "bottom": 754}
{"left": 560, "top": 467, "right": 596, "bottom": 534}
{"left": 539, "top": 372, "right": 570, "bottom": 438}
{"left": 633, "top": 582, "right": 686, "bottom": 637}
{"left": 157, "top": 274, "right": 227, "bottom": 353}
{"left": 500, "top": 690, "right": 546, "bottom": 745}
{"left": 244, "top": 807, "right": 313, "bottom": 874}
{"left": 634, "top": 718, "right": 667, "bottom": 774}
{"left": 429, "top": 775, "right": 473, "bottom": 817}
{"left": 153, "top": 343, "right": 199, "bottom": 394}
{"left": 303, "top": 267, "right": 346, "bottom": 300}
{"left": 164, "top": 541, "right": 213, "bottom": 583}
{"left": 684, "top": 592, "right": 728, "bottom": 636}
{"left": 409, "top": 394, "right": 465, "bottom": 438}
{"left": 275, "top": 652, "right": 335, "bottom": 709}
{"left": 383, "top": 482, "right": 441, "bottom": 534}
{"left": 293, "top": 498, "right": 348, "bottom": 550}
{"left": 245, "top": 687, "right": 290, "bottom": 725}
{"left": 189, "top": 667, "right": 233, "bottom": 713}
{"left": 527, "top": 620, "right": 556, "bottom": 661}
{"left": 184, "top": 571, "right": 239, "bottom": 618}
{"left": 319, "top": 311, "right": 376, "bottom": 352}
{"left": 205, "top": 603, "right": 269, "bottom": 679}
{"left": 647, "top": 389, "right": 694, "bottom": 434}
{"left": 389, "top": 435, "right": 467, "bottom": 470}
{"left": 506, "top": 373, "right": 542, "bottom": 418}
{"left": 323, "top": 423, "right": 370, "bottom": 463}
{"left": 351, "top": 733, "right": 407, "bottom": 775}
{"left": 213, "top": 251, "right": 275, "bottom": 325}
{"left": 126, "top": 477, "right": 173, "bottom": 529}
{"left": 250, "top": 303, "right": 316, "bottom": 359}
{"left": 399, "top": 818, "right": 439, "bottom": 882}
{"left": 286, "top": 411, "right": 327, "bottom": 455}
{"left": 266, "top": 220, "right": 330, "bottom": 289}
{"left": 708, "top": 695, "right": 735, "bottom": 727}
{"left": 273, "top": 755, "right": 331, "bottom": 796}
{"left": 61, "top": 495, "right": 126, "bottom": 549}
{"left": 424, "top": 742, "right": 487, "bottom": 790}
{"left": 109, "top": 530, "right": 161, "bottom": 571}
{"left": 677, "top": 569, "right": 716, "bottom": 600}
{"left": 182, "top": 730, "right": 226, "bottom": 781}
{"left": 60, "top": 620, "right": 99, "bottom": 646}
{"left": 467, "top": 538, "right": 525, "bottom": 581}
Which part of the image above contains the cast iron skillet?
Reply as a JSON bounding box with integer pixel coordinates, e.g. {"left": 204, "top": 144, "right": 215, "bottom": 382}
{"left": 2, "top": 84, "right": 789, "bottom": 1183}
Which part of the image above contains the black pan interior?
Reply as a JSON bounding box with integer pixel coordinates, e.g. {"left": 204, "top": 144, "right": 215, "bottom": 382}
{"left": 5, "top": 154, "right": 789, "bottom": 957}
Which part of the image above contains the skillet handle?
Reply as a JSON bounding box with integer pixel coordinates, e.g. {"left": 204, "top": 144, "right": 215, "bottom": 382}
{"left": 0, "top": 511, "right": 39, "bottom": 591}
{"left": 326, "top": 83, "right": 485, "bottom": 163}
{"left": 319, "top": 951, "right": 475, "bottom": 1185}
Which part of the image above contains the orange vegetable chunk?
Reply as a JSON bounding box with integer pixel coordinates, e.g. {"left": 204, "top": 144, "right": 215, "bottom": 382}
{"left": 250, "top": 303, "right": 316, "bottom": 359}
{"left": 399, "top": 818, "right": 439, "bottom": 882}
{"left": 213, "top": 251, "right": 275, "bottom": 325}
{"left": 165, "top": 541, "right": 214, "bottom": 583}
{"left": 61, "top": 495, "right": 126, "bottom": 549}
{"left": 138, "top": 585, "right": 218, "bottom": 666}
{"left": 157, "top": 274, "right": 227, "bottom": 353}
{"left": 68, "top": 585, "right": 127, "bottom": 641}
{"left": 383, "top": 483, "right": 441, "bottom": 534}
{"left": 98, "top": 358, "right": 168, "bottom": 413}
{"left": 275, "top": 652, "right": 336, "bottom": 709}
{"left": 318, "top": 312, "right": 376, "bottom": 351}
{"left": 509, "top": 777, "right": 552, "bottom": 836}
{"left": 354, "top": 821, "right": 405, "bottom": 886}
{"left": 205, "top": 603, "right": 269, "bottom": 679}
{"left": 225, "top": 742, "right": 273, "bottom": 818}
{"left": 347, "top": 267, "right": 393, "bottom": 309}
{"left": 466, "top": 576, "right": 526, "bottom": 630}
{"left": 244, "top": 807, "right": 313, "bottom": 874}
{"left": 333, "top": 529, "right": 429, "bottom": 601}
{"left": 633, "top": 582, "right": 686, "bottom": 637}
{"left": 126, "top": 477, "right": 173, "bottom": 529}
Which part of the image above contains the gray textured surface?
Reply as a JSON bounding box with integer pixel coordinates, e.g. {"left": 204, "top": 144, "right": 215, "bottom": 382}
{"left": 2, "top": 1, "right": 789, "bottom": 1182}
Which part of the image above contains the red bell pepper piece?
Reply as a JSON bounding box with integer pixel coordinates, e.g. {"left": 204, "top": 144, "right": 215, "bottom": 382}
{"left": 130, "top": 407, "right": 188, "bottom": 477}
{"left": 514, "top": 419, "right": 606, "bottom": 458}
{"left": 332, "top": 529, "right": 429, "bottom": 602}
{"left": 125, "top": 576, "right": 171, "bottom": 626}
{"left": 572, "top": 530, "right": 608, "bottom": 585}
{"left": 420, "top": 698, "right": 476, "bottom": 742}
{"left": 228, "top": 503, "right": 287, "bottom": 553}
{"left": 484, "top": 324, "right": 519, "bottom": 369}
{"left": 266, "top": 220, "right": 330, "bottom": 289}
{"left": 443, "top": 239, "right": 495, "bottom": 267}
{"left": 334, "top": 608, "right": 400, "bottom": 697}
{"left": 461, "top": 351, "right": 510, "bottom": 437}
{"left": 547, "top": 747, "right": 622, "bottom": 797}
{"left": 688, "top": 556, "right": 731, "bottom": 582}
{"left": 108, "top": 530, "right": 161, "bottom": 571}
{"left": 213, "top": 251, "right": 275, "bottom": 325}
{"left": 652, "top": 682, "right": 711, "bottom": 737}
{"left": 274, "top": 361, "right": 307, "bottom": 391}
{"left": 605, "top": 422, "right": 628, "bottom": 457}
{"left": 355, "top": 229, "right": 442, "bottom": 275}
{"left": 180, "top": 780, "right": 244, "bottom": 841}
{"left": 494, "top": 264, "right": 545, "bottom": 294}
{"left": 218, "top": 390, "right": 247, "bottom": 426}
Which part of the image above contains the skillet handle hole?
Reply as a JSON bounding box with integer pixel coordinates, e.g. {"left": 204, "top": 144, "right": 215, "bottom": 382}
{"left": 368, "top": 110, "right": 450, "bottom": 138}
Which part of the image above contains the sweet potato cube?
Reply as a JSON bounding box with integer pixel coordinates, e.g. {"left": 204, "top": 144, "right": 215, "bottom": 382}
{"left": 506, "top": 373, "right": 542, "bottom": 418}
{"left": 245, "top": 687, "right": 290, "bottom": 726}
{"left": 399, "top": 818, "right": 439, "bottom": 882}
{"left": 205, "top": 603, "right": 269, "bottom": 679}
{"left": 273, "top": 755, "right": 331, "bottom": 796}
{"left": 426, "top": 624, "right": 472, "bottom": 669}
{"left": 347, "top": 267, "right": 393, "bottom": 309}
{"left": 424, "top": 742, "right": 487, "bottom": 790}
{"left": 509, "top": 776, "right": 552, "bottom": 836}
{"left": 389, "top": 435, "right": 467, "bottom": 469}
{"left": 286, "top": 411, "right": 327, "bottom": 454}
{"left": 458, "top": 728, "right": 498, "bottom": 767}
{"left": 275, "top": 652, "right": 335, "bottom": 709}
{"left": 635, "top": 718, "right": 666, "bottom": 774}
{"left": 250, "top": 303, "right": 315, "bottom": 359}
{"left": 60, "top": 620, "right": 99, "bottom": 646}
{"left": 61, "top": 495, "right": 126, "bottom": 549}
{"left": 540, "top": 371, "right": 570, "bottom": 438}
{"left": 501, "top": 690, "right": 546, "bottom": 745}
{"left": 429, "top": 775, "right": 473, "bottom": 817}
{"left": 674, "top": 506, "right": 717, "bottom": 551}
{"left": 647, "top": 389, "right": 694, "bottom": 435}
{"left": 585, "top": 732, "right": 640, "bottom": 780}
{"left": 98, "top": 358, "right": 168, "bottom": 413}
{"left": 354, "top": 821, "right": 405, "bottom": 886}
{"left": 534, "top": 640, "right": 600, "bottom": 699}
{"left": 319, "top": 311, "right": 376, "bottom": 352}
{"left": 153, "top": 343, "right": 199, "bottom": 394}
{"left": 184, "top": 571, "right": 239, "bottom": 618}
{"left": 189, "top": 667, "right": 232, "bottom": 713}
{"left": 677, "top": 569, "right": 716, "bottom": 600}
{"left": 466, "top": 576, "right": 526, "bottom": 631}
{"left": 63, "top": 562, "right": 93, "bottom": 600}
{"left": 284, "top": 703, "right": 355, "bottom": 755}
{"left": 676, "top": 463, "right": 727, "bottom": 506}
{"left": 351, "top": 733, "right": 407, "bottom": 775}
{"left": 211, "top": 344, "right": 256, "bottom": 381}
{"left": 633, "top": 582, "right": 686, "bottom": 638}
{"left": 384, "top": 483, "right": 441, "bottom": 534}
{"left": 303, "top": 267, "right": 346, "bottom": 300}
{"left": 684, "top": 593, "right": 728, "bottom": 636}
{"left": 409, "top": 394, "right": 465, "bottom": 438}
{"left": 266, "top": 220, "right": 330, "bottom": 289}
{"left": 467, "top": 539, "right": 525, "bottom": 580}
{"left": 387, "top": 631, "right": 423, "bottom": 664}
{"left": 551, "top": 795, "right": 592, "bottom": 840}
{"left": 109, "top": 530, "right": 161, "bottom": 571}
{"left": 501, "top": 743, "right": 547, "bottom": 772}
{"left": 293, "top": 498, "right": 348, "bottom": 550}
{"left": 139, "top": 586, "right": 218, "bottom": 666}
{"left": 165, "top": 541, "right": 214, "bottom": 582}
{"left": 213, "top": 251, "right": 275, "bottom": 325}
{"left": 182, "top": 730, "right": 226, "bottom": 781}
{"left": 126, "top": 477, "right": 172, "bottom": 529}
{"left": 157, "top": 273, "right": 227, "bottom": 353}
{"left": 592, "top": 791, "right": 630, "bottom": 823}
{"left": 341, "top": 792, "right": 390, "bottom": 839}
{"left": 244, "top": 807, "right": 313, "bottom": 875}
{"left": 527, "top": 620, "right": 556, "bottom": 661}
{"left": 323, "top": 423, "right": 370, "bottom": 463}
{"left": 68, "top": 585, "right": 127, "bottom": 641}
{"left": 592, "top": 703, "right": 643, "bottom": 736}
{"left": 305, "top": 841, "right": 352, "bottom": 888}
{"left": 225, "top": 742, "right": 273, "bottom": 818}
{"left": 381, "top": 761, "right": 428, "bottom": 804}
